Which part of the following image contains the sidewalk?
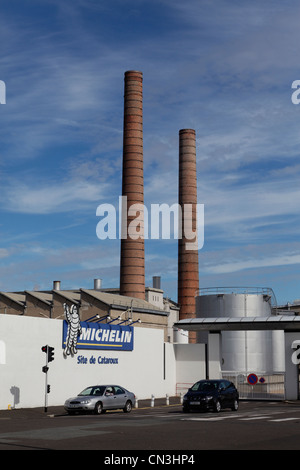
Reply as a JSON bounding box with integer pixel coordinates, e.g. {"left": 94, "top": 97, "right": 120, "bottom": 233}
{"left": 0, "top": 396, "right": 183, "bottom": 419}
{"left": 136, "top": 395, "right": 182, "bottom": 408}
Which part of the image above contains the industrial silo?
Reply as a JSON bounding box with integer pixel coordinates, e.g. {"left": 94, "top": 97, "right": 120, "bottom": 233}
{"left": 196, "top": 287, "right": 284, "bottom": 374}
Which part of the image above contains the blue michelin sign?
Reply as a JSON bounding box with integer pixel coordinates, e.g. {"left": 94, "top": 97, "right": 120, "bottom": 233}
{"left": 62, "top": 321, "right": 134, "bottom": 353}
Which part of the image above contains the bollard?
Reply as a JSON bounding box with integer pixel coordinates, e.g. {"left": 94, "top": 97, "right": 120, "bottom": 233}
{"left": 135, "top": 397, "right": 138, "bottom": 408}
{"left": 166, "top": 394, "right": 169, "bottom": 405}
{"left": 151, "top": 394, "right": 155, "bottom": 407}
{"left": 180, "top": 392, "right": 183, "bottom": 404}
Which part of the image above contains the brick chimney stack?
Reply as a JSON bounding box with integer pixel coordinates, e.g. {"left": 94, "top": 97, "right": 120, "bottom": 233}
{"left": 120, "top": 71, "right": 145, "bottom": 300}
{"left": 178, "top": 129, "right": 199, "bottom": 343}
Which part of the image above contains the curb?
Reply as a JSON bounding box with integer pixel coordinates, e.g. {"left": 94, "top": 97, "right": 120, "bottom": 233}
{"left": 0, "top": 396, "right": 183, "bottom": 419}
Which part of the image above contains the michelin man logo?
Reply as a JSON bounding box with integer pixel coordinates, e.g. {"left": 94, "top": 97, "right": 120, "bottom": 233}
{"left": 63, "top": 303, "right": 82, "bottom": 357}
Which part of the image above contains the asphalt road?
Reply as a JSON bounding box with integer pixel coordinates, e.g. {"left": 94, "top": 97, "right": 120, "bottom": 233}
{"left": 0, "top": 400, "right": 300, "bottom": 454}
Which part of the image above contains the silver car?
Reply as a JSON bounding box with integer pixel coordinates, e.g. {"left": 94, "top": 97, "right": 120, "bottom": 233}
{"left": 64, "top": 384, "right": 136, "bottom": 415}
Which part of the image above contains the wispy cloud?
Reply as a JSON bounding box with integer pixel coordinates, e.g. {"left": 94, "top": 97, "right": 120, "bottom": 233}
{"left": 0, "top": 0, "right": 300, "bottom": 303}
{"left": 203, "top": 249, "right": 300, "bottom": 275}
{"left": 2, "top": 179, "right": 109, "bottom": 214}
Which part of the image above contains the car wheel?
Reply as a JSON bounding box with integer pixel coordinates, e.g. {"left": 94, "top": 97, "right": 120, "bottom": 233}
{"left": 182, "top": 405, "right": 190, "bottom": 413}
{"left": 214, "top": 399, "right": 221, "bottom": 413}
{"left": 231, "top": 399, "right": 239, "bottom": 411}
{"left": 94, "top": 402, "right": 103, "bottom": 415}
{"left": 123, "top": 400, "right": 132, "bottom": 413}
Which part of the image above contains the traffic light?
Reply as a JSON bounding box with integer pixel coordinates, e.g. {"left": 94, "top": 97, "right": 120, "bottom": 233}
{"left": 42, "top": 366, "right": 49, "bottom": 373}
{"left": 47, "top": 385, "right": 51, "bottom": 394}
{"left": 47, "top": 346, "right": 54, "bottom": 363}
{"left": 41, "top": 345, "right": 55, "bottom": 362}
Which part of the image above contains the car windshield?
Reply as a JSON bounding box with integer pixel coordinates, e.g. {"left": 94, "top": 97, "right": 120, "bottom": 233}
{"left": 191, "top": 381, "right": 219, "bottom": 392}
{"left": 78, "top": 386, "right": 106, "bottom": 397}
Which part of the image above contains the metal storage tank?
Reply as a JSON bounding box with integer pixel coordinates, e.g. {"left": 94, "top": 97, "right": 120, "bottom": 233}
{"left": 196, "top": 287, "right": 284, "bottom": 374}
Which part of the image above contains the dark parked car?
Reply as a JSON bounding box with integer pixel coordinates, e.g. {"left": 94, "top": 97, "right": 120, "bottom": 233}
{"left": 64, "top": 385, "right": 136, "bottom": 415}
{"left": 182, "top": 379, "right": 239, "bottom": 413}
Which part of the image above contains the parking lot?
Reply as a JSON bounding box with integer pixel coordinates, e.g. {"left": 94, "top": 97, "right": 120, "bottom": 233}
{"left": 1, "top": 399, "right": 300, "bottom": 452}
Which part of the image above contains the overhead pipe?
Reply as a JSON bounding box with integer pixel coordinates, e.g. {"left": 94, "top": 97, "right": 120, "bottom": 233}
{"left": 95, "top": 315, "right": 111, "bottom": 323}
{"left": 86, "top": 314, "right": 100, "bottom": 322}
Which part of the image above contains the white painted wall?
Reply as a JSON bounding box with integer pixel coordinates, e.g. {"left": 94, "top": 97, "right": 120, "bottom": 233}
{"left": 0, "top": 314, "right": 206, "bottom": 410}
{"left": 285, "top": 332, "right": 300, "bottom": 400}
{"left": 174, "top": 343, "right": 206, "bottom": 387}
{"left": 208, "top": 333, "right": 221, "bottom": 379}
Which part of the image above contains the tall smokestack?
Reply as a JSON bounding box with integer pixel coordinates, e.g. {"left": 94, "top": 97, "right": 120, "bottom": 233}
{"left": 120, "top": 71, "right": 145, "bottom": 300}
{"left": 178, "top": 129, "right": 199, "bottom": 343}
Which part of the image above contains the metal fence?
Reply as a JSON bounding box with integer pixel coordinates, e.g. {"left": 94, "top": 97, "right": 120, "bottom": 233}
{"left": 222, "top": 372, "right": 285, "bottom": 400}
{"left": 176, "top": 383, "right": 193, "bottom": 397}
{"left": 176, "top": 373, "right": 286, "bottom": 400}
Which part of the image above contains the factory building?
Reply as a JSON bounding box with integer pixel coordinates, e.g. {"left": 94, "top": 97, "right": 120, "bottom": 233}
{"left": 1, "top": 70, "right": 299, "bottom": 410}
{"left": 0, "top": 278, "right": 179, "bottom": 343}
{"left": 0, "top": 71, "right": 207, "bottom": 410}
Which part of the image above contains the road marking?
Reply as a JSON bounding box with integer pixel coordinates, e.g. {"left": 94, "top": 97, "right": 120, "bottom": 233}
{"left": 240, "top": 415, "right": 271, "bottom": 421}
{"left": 270, "top": 417, "right": 299, "bottom": 422}
{"left": 181, "top": 414, "right": 241, "bottom": 422}
{"left": 181, "top": 417, "right": 226, "bottom": 421}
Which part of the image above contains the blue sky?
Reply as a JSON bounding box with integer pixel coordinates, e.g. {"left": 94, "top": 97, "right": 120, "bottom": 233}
{"left": 1, "top": 0, "right": 300, "bottom": 306}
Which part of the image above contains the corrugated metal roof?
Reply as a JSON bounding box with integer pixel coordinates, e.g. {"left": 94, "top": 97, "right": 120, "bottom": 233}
{"left": 174, "top": 315, "right": 300, "bottom": 331}
{"left": 81, "top": 289, "right": 166, "bottom": 315}
{"left": 0, "top": 292, "right": 25, "bottom": 306}
{"left": 52, "top": 290, "right": 81, "bottom": 304}
{"left": 25, "top": 291, "right": 53, "bottom": 305}
{"left": 0, "top": 288, "right": 169, "bottom": 316}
